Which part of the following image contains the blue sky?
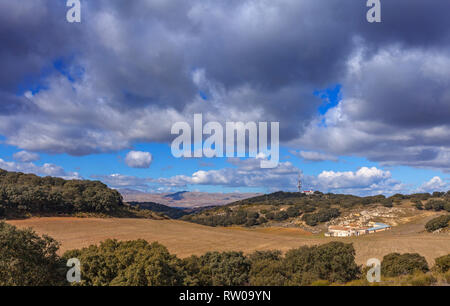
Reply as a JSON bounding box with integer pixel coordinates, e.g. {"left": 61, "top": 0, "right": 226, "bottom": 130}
{"left": 1, "top": 0, "right": 450, "bottom": 196}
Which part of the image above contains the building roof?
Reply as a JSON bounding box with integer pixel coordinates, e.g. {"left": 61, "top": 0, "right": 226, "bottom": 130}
{"left": 366, "top": 223, "right": 391, "bottom": 231}
{"left": 328, "top": 226, "right": 350, "bottom": 231}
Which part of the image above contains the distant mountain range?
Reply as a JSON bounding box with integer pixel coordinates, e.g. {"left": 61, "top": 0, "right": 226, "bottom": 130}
{"left": 119, "top": 189, "right": 261, "bottom": 208}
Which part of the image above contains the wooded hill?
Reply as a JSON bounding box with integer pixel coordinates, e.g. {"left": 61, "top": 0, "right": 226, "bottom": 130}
{"left": 180, "top": 190, "right": 450, "bottom": 228}
{"left": 0, "top": 169, "right": 159, "bottom": 219}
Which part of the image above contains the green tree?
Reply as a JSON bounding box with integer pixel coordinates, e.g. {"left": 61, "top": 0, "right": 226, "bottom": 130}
{"left": 0, "top": 222, "right": 65, "bottom": 286}
{"left": 425, "top": 215, "right": 450, "bottom": 232}
{"left": 183, "top": 251, "right": 250, "bottom": 286}
{"left": 381, "top": 253, "right": 429, "bottom": 277}
{"left": 283, "top": 242, "right": 360, "bottom": 285}
{"left": 63, "top": 239, "right": 183, "bottom": 286}
{"left": 434, "top": 254, "right": 450, "bottom": 273}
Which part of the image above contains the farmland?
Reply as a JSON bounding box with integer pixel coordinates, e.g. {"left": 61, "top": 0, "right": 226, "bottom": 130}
{"left": 7, "top": 215, "right": 450, "bottom": 265}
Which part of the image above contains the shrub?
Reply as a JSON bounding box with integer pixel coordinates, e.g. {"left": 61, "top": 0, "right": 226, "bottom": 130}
{"left": 382, "top": 199, "right": 393, "bottom": 208}
{"left": 444, "top": 202, "right": 450, "bottom": 212}
{"left": 0, "top": 222, "right": 65, "bottom": 286}
{"left": 428, "top": 200, "right": 445, "bottom": 211}
{"left": 183, "top": 251, "right": 250, "bottom": 286}
{"left": 434, "top": 254, "right": 450, "bottom": 273}
{"left": 248, "top": 250, "right": 287, "bottom": 286}
{"left": 284, "top": 242, "right": 360, "bottom": 285}
{"left": 425, "top": 215, "right": 450, "bottom": 232}
{"left": 63, "top": 239, "right": 183, "bottom": 286}
{"left": 381, "top": 253, "right": 429, "bottom": 277}
{"left": 445, "top": 271, "right": 450, "bottom": 284}
{"left": 274, "top": 211, "right": 289, "bottom": 221}
{"left": 302, "top": 208, "right": 340, "bottom": 226}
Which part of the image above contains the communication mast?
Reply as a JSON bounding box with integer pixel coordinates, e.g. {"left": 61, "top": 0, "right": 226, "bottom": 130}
{"left": 297, "top": 172, "right": 314, "bottom": 195}
{"left": 297, "top": 173, "right": 302, "bottom": 192}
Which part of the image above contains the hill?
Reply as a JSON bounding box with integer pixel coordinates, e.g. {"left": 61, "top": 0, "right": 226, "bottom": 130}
{"left": 181, "top": 191, "right": 450, "bottom": 231}
{"left": 0, "top": 169, "right": 161, "bottom": 219}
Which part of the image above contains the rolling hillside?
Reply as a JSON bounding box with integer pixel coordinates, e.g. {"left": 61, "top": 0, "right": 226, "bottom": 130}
{"left": 180, "top": 191, "right": 450, "bottom": 232}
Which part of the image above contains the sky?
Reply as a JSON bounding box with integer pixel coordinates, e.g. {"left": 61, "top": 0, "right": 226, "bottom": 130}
{"left": 0, "top": 0, "right": 449, "bottom": 196}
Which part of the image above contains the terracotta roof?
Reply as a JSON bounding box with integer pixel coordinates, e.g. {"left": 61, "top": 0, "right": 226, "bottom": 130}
{"left": 328, "top": 226, "right": 350, "bottom": 231}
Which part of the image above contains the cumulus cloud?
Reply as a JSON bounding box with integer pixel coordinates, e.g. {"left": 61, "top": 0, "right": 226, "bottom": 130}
{"left": 296, "top": 47, "right": 450, "bottom": 171}
{"left": 152, "top": 161, "right": 403, "bottom": 196}
{"left": 1, "top": 0, "right": 450, "bottom": 177}
{"left": 417, "top": 176, "right": 449, "bottom": 193}
{"left": 124, "top": 151, "right": 153, "bottom": 168}
{"left": 0, "top": 158, "right": 81, "bottom": 180}
{"left": 302, "top": 167, "right": 405, "bottom": 195}
{"left": 13, "top": 150, "right": 40, "bottom": 162}
{"left": 157, "top": 158, "right": 299, "bottom": 192}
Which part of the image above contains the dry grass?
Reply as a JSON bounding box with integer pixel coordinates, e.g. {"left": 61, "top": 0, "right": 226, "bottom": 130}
{"left": 7, "top": 217, "right": 450, "bottom": 265}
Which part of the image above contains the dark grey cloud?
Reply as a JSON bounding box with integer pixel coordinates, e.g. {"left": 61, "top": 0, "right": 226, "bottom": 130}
{"left": 0, "top": 0, "right": 449, "bottom": 172}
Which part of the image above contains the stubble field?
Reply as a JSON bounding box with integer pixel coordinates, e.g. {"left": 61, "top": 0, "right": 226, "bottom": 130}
{"left": 7, "top": 216, "right": 450, "bottom": 265}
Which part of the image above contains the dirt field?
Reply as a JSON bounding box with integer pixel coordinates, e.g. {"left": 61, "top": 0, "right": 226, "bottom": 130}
{"left": 7, "top": 217, "right": 450, "bottom": 265}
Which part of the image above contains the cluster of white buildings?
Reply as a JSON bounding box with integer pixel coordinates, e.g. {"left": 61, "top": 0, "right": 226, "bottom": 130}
{"left": 325, "top": 222, "right": 392, "bottom": 237}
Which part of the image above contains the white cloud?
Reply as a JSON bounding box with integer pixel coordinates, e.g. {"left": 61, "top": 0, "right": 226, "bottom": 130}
{"left": 0, "top": 158, "right": 81, "bottom": 180}
{"left": 301, "top": 167, "right": 405, "bottom": 195}
{"left": 13, "top": 150, "right": 40, "bottom": 162}
{"left": 417, "top": 176, "right": 449, "bottom": 193}
{"left": 125, "top": 151, "right": 153, "bottom": 168}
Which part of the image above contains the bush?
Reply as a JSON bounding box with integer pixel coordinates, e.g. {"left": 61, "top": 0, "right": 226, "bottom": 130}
{"left": 428, "top": 200, "right": 446, "bottom": 211}
{"left": 444, "top": 202, "right": 450, "bottom": 212}
{"left": 382, "top": 199, "right": 393, "bottom": 208}
{"left": 302, "top": 208, "right": 340, "bottom": 226}
{"left": 445, "top": 271, "right": 450, "bottom": 284}
{"left": 286, "top": 206, "right": 300, "bottom": 218}
{"left": 0, "top": 222, "right": 65, "bottom": 285}
{"left": 273, "top": 211, "right": 289, "bottom": 221}
{"left": 248, "top": 250, "right": 287, "bottom": 286}
{"left": 381, "top": 253, "right": 429, "bottom": 277}
{"left": 434, "top": 254, "right": 450, "bottom": 273}
{"left": 284, "top": 242, "right": 360, "bottom": 285}
{"left": 183, "top": 251, "right": 250, "bottom": 286}
{"left": 62, "top": 239, "right": 183, "bottom": 286}
{"left": 425, "top": 215, "right": 450, "bottom": 232}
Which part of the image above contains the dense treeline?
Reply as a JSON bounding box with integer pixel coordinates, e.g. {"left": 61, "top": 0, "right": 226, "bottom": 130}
{"left": 181, "top": 209, "right": 268, "bottom": 227}
{"left": 1, "top": 222, "right": 449, "bottom": 286}
{"left": 128, "top": 202, "right": 190, "bottom": 219}
{"left": 302, "top": 208, "right": 341, "bottom": 226}
{"left": 0, "top": 169, "right": 124, "bottom": 217}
